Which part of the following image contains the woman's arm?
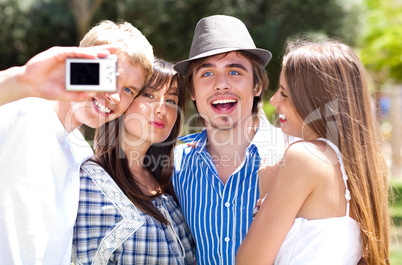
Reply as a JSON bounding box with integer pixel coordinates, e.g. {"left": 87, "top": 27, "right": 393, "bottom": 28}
{"left": 236, "top": 143, "right": 320, "bottom": 265}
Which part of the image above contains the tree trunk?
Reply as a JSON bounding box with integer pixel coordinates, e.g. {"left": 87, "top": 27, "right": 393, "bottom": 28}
{"left": 69, "top": 0, "right": 105, "bottom": 41}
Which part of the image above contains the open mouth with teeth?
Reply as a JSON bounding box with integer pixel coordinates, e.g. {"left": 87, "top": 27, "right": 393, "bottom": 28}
{"left": 211, "top": 98, "right": 238, "bottom": 112}
{"left": 279, "top": 113, "right": 287, "bottom": 123}
{"left": 93, "top": 98, "right": 112, "bottom": 115}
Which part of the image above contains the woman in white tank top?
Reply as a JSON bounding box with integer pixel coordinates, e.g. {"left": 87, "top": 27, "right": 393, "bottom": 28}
{"left": 236, "top": 39, "right": 390, "bottom": 265}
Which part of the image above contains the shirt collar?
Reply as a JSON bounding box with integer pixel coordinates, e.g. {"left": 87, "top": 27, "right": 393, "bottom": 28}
{"left": 178, "top": 129, "right": 208, "bottom": 152}
{"left": 179, "top": 114, "right": 284, "bottom": 160}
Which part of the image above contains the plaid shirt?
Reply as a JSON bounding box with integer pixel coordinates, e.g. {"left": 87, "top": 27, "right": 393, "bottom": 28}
{"left": 73, "top": 161, "right": 195, "bottom": 265}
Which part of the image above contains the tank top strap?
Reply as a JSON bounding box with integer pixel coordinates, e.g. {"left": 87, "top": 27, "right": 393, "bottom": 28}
{"left": 317, "top": 138, "right": 351, "bottom": 217}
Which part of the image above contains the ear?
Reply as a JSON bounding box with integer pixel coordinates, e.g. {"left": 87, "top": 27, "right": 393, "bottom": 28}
{"left": 254, "top": 84, "right": 263, "bottom": 97}
{"left": 190, "top": 90, "right": 196, "bottom": 101}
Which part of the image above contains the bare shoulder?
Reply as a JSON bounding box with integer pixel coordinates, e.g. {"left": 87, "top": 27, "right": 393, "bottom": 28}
{"left": 281, "top": 140, "right": 338, "bottom": 180}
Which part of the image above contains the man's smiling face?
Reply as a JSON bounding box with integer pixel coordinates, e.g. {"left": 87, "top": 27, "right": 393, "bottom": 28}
{"left": 191, "top": 52, "right": 259, "bottom": 130}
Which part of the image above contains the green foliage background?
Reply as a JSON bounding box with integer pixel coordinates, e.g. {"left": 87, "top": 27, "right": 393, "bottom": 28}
{"left": 0, "top": 0, "right": 363, "bottom": 96}
{"left": 1, "top": 0, "right": 401, "bottom": 261}
{"left": 359, "top": 0, "right": 402, "bottom": 82}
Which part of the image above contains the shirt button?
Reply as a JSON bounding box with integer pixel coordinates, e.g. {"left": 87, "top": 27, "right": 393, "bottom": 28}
{"left": 225, "top": 202, "right": 230, "bottom": 207}
{"left": 225, "top": 237, "right": 230, "bottom": 242}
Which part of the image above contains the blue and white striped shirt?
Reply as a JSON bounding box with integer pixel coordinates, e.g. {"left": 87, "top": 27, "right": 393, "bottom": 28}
{"left": 172, "top": 117, "right": 284, "bottom": 265}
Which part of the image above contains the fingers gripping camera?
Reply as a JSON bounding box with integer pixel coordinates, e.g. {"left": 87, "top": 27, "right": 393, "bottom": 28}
{"left": 65, "top": 55, "right": 117, "bottom": 92}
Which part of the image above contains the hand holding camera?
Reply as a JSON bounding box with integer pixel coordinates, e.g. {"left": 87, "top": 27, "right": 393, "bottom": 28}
{"left": 0, "top": 45, "right": 118, "bottom": 106}
{"left": 65, "top": 54, "right": 117, "bottom": 92}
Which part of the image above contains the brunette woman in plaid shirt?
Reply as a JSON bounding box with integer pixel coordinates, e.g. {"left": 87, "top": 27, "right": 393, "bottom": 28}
{"left": 72, "top": 59, "right": 195, "bottom": 264}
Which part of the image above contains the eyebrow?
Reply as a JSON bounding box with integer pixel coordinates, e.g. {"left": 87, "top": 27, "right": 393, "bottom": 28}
{"left": 127, "top": 86, "right": 140, "bottom": 92}
{"left": 228, "top": 63, "right": 248, "bottom": 72}
{"left": 195, "top": 63, "right": 213, "bottom": 74}
{"left": 195, "top": 62, "right": 249, "bottom": 74}
{"left": 167, "top": 92, "right": 179, "bottom": 97}
{"left": 280, "top": 85, "right": 287, "bottom": 91}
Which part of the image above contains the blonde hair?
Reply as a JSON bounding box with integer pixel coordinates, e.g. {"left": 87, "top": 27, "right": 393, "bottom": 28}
{"left": 80, "top": 20, "right": 154, "bottom": 83}
{"left": 282, "top": 39, "right": 390, "bottom": 265}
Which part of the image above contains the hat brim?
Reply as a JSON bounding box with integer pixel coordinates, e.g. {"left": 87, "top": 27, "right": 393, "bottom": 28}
{"left": 174, "top": 47, "right": 272, "bottom": 76}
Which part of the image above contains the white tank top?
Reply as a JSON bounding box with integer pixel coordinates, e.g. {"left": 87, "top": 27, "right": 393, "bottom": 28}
{"left": 273, "top": 139, "right": 363, "bottom": 265}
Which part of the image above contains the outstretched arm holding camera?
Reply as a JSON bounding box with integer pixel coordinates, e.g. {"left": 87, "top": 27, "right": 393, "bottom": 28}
{"left": 0, "top": 45, "right": 116, "bottom": 106}
{"left": 0, "top": 20, "right": 155, "bottom": 265}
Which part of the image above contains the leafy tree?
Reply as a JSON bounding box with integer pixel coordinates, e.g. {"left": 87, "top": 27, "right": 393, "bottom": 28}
{"left": 359, "top": 0, "right": 402, "bottom": 82}
{"left": 359, "top": 0, "right": 402, "bottom": 177}
{"left": 98, "top": 0, "right": 363, "bottom": 94}
{"left": 1, "top": 0, "right": 363, "bottom": 81}
{"left": 23, "top": 0, "right": 76, "bottom": 57}
{"left": 0, "top": 0, "right": 76, "bottom": 69}
{"left": 0, "top": 0, "right": 24, "bottom": 68}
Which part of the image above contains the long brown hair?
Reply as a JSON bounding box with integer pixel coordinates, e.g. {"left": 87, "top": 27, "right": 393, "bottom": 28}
{"left": 282, "top": 39, "right": 390, "bottom": 265}
{"left": 93, "top": 58, "right": 185, "bottom": 224}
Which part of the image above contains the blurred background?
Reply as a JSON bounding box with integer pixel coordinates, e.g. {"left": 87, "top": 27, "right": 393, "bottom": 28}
{"left": 0, "top": 0, "right": 401, "bottom": 261}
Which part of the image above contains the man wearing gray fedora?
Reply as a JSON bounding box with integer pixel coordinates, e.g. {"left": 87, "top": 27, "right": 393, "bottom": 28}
{"left": 172, "top": 15, "right": 284, "bottom": 264}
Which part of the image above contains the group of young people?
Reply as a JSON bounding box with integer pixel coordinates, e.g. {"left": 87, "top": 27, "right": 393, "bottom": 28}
{"left": 0, "top": 14, "right": 390, "bottom": 265}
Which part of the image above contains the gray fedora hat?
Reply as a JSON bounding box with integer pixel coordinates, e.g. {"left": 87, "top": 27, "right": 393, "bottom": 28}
{"left": 174, "top": 15, "right": 272, "bottom": 76}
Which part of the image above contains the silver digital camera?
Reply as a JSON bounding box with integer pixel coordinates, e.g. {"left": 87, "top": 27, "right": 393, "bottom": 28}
{"left": 65, "top": 55, "right": 117, "bottom": 92}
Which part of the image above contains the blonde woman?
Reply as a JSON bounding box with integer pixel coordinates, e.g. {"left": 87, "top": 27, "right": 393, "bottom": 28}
{"left": 236, "top": 39, "right": 390, "bottom": 265}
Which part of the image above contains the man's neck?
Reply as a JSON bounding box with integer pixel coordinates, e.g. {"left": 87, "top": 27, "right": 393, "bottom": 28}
{"left": 205, "top": 118, "right": 259, "bottom": 184}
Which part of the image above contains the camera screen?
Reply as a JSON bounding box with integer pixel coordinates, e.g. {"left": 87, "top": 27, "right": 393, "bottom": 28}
{"left": 70, "top": 62, "right": 99, "bottom": 85}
